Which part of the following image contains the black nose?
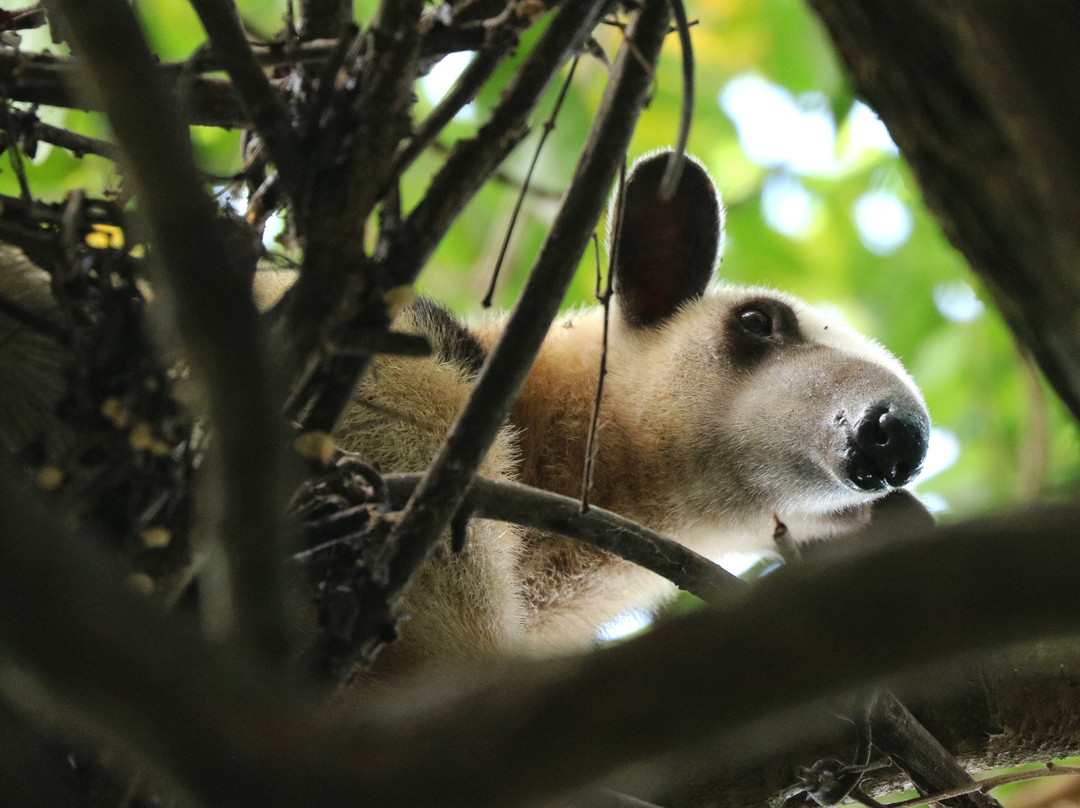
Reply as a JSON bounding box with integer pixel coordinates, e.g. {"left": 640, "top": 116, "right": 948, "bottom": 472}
{"left": 846, "top": 402, "right": 929, "bottom": 491}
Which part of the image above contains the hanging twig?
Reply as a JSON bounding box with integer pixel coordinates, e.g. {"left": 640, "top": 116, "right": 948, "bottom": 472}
{"left": 580, "top": 159, "right": 624, "bottom": 511}
{"left": 483, "top": 55, "right": 580, "bottom": 308}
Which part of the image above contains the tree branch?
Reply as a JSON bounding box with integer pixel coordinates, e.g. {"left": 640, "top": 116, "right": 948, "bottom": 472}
{"left": 381, "top": 473, "right": 746, "bottom": 605}
{"left": 381, "top": 0, "right": 665, "bottom": 605}
{"left": 391, "top": 5, "right": 542, "bottom": 179}
{"left": 0, "top": 46, "right": 249, "bottom": 128}
{"left": 189, "top": 0, "right": 304, "bottom": 199}
{"left": 383, "top": 0, "right": 607, "bottom": 288}
{"left": 0, "top": 105, "right": 121, "bottom": 161}
{"left": 283, "top": 0, "right": 425, "bottom": 363}
{"left": 42, "top": 0, "right": 291, "bottom": 665}
{"left": 805, "top": 0, "right": 1080, "bottom": 422}
{"left": 3, "top": 455, "right": 1080, "bottom": 807}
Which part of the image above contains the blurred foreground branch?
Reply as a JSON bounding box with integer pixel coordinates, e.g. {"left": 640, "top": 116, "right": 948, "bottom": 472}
{"left": 2, "top": 455, "right": 1080, "bottom": 806}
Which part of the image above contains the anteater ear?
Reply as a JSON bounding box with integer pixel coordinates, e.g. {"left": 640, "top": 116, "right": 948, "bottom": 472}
{"left": 612, "top": 151, "right": 724, "bottom": 328}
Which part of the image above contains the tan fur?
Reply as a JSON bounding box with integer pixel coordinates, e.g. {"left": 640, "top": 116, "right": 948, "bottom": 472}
{"left": 336, "top": 320, "right": 527, "bottom": 670}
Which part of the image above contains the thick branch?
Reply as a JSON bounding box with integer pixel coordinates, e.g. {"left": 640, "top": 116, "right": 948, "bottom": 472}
{"left": 284, "top": 0, "right": 424, "bottom": 361}
{"left": 3, "top": 456, "right": 1080, "bottom": 807}
{"left": 43, "top": 0, "right": 290, "bottom": 664}
{"left": 805, "top": 0, "right": 1080, "bottom": 421}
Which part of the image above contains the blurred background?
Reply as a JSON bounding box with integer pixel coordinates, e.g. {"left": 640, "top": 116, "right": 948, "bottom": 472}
{"left": 8, "top": 0, "right": 1075, "bottom": 527}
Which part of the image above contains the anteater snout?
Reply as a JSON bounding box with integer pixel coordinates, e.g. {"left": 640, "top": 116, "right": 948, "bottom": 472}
{"left": 846, "top": 401, "right": 930, "bottom": 491}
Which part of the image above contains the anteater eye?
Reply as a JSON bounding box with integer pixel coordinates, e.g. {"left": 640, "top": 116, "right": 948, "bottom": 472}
{"left": 738, "top": 307, "right": 773, "bottom": 337}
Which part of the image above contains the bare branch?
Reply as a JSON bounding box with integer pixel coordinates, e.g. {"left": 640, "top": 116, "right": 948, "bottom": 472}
{"left": 888, "top": 765, "right": 1080, "bottom": 808}
{"left": 384, "top": 0, "right": 608, "bottom": 289}
{"left": 189, "top": 0, "right": 304, "bottom": 199}
{"left": 3, "top": 455, "right": 1080, "bottom": 807}
{"left": 392, "top": 6, "right": 545, "bottom": 180}
{"left": 805, "top": 1, "right": 1080, "bottom": 422}
{"left": 0, "top": 46, "right": 249, "bottom": 127}
{"left": 381, "top": 0, "right": 668, "bottom": 604}
{"left": 283, "top": 0, "right": 425, "bottom": 362}
{"left": 42, "top": 0, "right": 291, "bottom": 665}
{"left": 381, "top": 473, "right": 746, "bottom": 605}
{"left": 0, "top": 105, "right": 120, "bottom": 161}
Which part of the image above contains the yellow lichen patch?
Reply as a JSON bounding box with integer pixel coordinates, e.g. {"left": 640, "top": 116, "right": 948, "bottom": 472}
{"left": 102, "top": 397, "right": 131, "bottom": 429}
{"left": 86, "top": 223, "right": 125, "bottom": 249}
{"left": 129, "top": 422, "right": 154, "bottom": 451}
{"left": 128, "top": 573, "right": 155, "bottom": 597}
{"left": 140, "top": 527, "right": 172, "bottom": 549}
{"left": 35, "top": 466, "right": 64, "bottom": 490}
{"left": 294, "top": 430, "right": 336, "bottom": 463}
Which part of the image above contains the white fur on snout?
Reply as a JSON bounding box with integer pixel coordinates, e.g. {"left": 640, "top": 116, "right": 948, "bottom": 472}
{"left": 604, "top": 285, "right": 927, "bottom": 543}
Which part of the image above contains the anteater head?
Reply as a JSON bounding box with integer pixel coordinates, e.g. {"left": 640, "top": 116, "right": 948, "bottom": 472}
{"left": 604, "top": 152, "right": 929, "bottom": 534}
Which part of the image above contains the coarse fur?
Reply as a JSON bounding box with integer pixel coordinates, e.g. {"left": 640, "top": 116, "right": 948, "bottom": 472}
{"left": 0, "top": 152, "right": 930, "bottom": 677}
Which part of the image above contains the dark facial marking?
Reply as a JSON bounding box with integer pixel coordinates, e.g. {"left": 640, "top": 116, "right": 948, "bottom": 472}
{"left": 725, "top": 296, "right": 802, "bottom": 366}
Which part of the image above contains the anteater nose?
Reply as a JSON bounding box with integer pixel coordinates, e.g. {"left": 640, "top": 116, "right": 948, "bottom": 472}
{"left": 848, "top": 402, "right": 930, "bottom": 491}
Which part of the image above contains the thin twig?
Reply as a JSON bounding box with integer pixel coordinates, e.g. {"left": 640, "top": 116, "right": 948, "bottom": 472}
{"left": 659, "top": 0, "right": 694, "bottom": 198}
{"left": 393, "top": 5, "right": 545, "bottom": 182}
{"left": 884, "top": 765, "right": 1080, "bottom": 808}
{"left": 0, "top": 105, "right": 121, "bottom": 161}
{"left": 482, "top": 55, "right": 581, "bottom": 308}
{"left": 188, "top": 0, "right": 304, "bottom": 200}
{"left": 384, "top": 0, "right": 608, "bottom": 289}
{"left": 581, "top": 159, "right": 623, "bottom": 511}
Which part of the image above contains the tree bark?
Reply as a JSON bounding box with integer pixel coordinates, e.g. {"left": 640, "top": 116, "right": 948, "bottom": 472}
{"left": 805, "top": 0, "right": 1080, "bottom": 422}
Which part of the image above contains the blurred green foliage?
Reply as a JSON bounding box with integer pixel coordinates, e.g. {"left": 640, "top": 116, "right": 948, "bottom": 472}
{"left": 3, "top": 0, "right": 1076, "bottom": 520}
